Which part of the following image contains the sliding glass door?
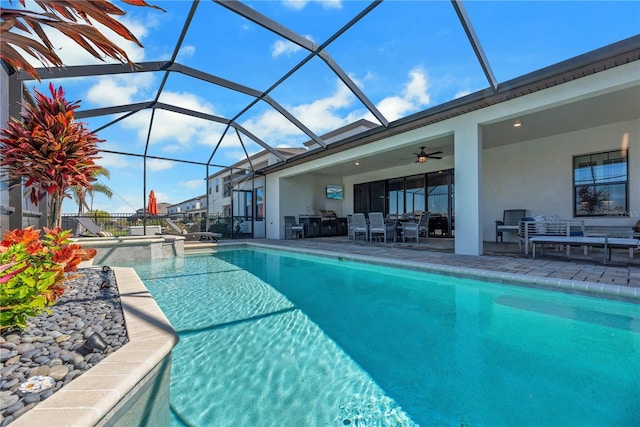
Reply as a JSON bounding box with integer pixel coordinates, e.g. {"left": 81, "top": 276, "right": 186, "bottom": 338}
{"left": 426, "top": 170, "right": 454, "bottom": 237}
{"left": 353, "top": 170, "right": 454, "bottom": 238}
{"left": 405, "top": 174, "right": 425, "bottom": 214}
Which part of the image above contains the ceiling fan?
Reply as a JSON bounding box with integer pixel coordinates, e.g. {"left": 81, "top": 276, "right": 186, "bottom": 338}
{"left": 413, "top": 147, "right": 443, "bottom": 163}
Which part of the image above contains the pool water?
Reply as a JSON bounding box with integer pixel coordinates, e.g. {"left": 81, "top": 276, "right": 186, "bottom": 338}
{"left": 128, "top": 248, "right": 640, "bottom": 426}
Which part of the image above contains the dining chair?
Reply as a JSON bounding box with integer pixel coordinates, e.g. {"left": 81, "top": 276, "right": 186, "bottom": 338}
{"left": 368, "top": 212, "right": 395, "bottom": 243}
{"left": 352, "top": 213, "right": 368, "bottom": 242}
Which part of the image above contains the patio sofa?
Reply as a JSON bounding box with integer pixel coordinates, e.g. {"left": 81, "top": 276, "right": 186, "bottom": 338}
{"left": 518, "top": 217, "right": 585, "bottom": 255}
{"left": 530, "top": 235, "right": 639, "bottom": 264}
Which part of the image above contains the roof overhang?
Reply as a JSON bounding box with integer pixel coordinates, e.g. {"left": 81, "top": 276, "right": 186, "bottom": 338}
{"left": 260, "top": 35, "right": 640, "bottom": 175}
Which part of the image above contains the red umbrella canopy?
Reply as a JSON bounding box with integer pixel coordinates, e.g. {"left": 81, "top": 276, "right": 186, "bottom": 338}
{"left": 148, "top": 190, "right": 158, "bottom": 215}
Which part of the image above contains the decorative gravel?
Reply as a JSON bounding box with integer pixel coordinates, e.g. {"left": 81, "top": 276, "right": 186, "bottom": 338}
{"left": 0, "top": 267, "right": 129, "bottom": 426}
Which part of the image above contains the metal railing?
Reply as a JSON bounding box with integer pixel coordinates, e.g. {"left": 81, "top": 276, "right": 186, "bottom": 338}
{"left": 61, "top": 213, "right": 235, "bottom": 239}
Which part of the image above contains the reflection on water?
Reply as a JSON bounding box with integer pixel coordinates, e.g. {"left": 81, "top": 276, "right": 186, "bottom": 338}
{"left": 133, "top": 256, "right": 417, "bottom": 427}
{"left": 130, "top": 250, "right": 640, "bottom": 427}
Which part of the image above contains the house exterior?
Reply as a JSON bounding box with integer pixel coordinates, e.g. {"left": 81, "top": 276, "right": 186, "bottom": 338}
{"left": 258, "top": 38, "right": 639, "bottom": 255}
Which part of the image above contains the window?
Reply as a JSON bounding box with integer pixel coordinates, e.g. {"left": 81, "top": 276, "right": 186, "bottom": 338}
{"left": 574, "top": 149, "right": 628, "bottom": 217}
{"left": 215, "top": 178, "right": 219, "bottom": 193}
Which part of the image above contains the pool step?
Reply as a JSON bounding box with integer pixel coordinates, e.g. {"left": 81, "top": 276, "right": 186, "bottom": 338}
{"left": 184, "top": 241, "right": 217, "bottom": 255}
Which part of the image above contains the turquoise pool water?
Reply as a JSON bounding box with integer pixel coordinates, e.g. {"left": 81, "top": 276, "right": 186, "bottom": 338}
{"left": 128, "top": 248, "right": 640, "bottom": 426}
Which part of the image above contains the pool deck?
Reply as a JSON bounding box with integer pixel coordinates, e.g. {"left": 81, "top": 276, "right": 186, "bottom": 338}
{"left": 186, "top": 237, "right": 639, "bottom": 301}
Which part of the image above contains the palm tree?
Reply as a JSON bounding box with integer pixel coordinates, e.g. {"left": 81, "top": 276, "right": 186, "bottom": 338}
{"left": 72, "top": 167, "right": 113, "bottom": 215}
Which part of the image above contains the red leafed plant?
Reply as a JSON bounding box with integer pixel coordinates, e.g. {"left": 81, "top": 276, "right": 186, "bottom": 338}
{"left": 0, "top": 83, "right": 104, "bottom": 229}
{"left": 0, "top": 226, "right": 96, "bottom": 331}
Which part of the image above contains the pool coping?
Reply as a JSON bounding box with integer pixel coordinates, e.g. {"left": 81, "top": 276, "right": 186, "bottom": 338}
{"left": 11, "top": 267, "right": 179, "bottom": 426}
{"left": 209, "top": 241, "right": 640, "bottom": 303}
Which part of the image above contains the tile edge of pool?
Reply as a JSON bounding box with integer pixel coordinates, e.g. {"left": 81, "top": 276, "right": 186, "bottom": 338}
{"left": 205, "top": 242, "right": 639, "bottom": 304}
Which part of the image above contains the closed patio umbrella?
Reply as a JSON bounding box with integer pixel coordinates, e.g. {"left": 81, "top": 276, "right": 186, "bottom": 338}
{"left": 148, "top": 190, "right": 158, "bottom": 215}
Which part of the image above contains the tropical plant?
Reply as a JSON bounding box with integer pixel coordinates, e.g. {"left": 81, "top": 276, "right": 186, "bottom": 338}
{"left": 0, "top": 226, "right": 96, "bottom": 331}
{"left": 72, "top": 167, "right": 113, "bottom": 214}
{"left": 1, "top": 0, "right": 164, "bottom": 80}
{"left": 0, "top": 83, "right": 104, "bottom": 228}
{"left": 88, "top": 210, "right": 112, "bottom": 223}
{"left": 578, "top": 186, "right": 608, "bottom": 212}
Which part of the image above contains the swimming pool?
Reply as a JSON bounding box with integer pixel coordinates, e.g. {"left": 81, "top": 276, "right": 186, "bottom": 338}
{"left": 129, "top": 247, "right": 640, "bottom": 426}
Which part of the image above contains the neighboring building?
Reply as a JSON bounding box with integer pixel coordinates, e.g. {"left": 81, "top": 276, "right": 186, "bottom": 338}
{"left": 129, "top": 202, "right": 171, "bottom": 222}
{"left": 207, "top": 148, "right": 306, "bottom": 238}
{"left": 167, "top": 195, "right": 207, "bottom": 222}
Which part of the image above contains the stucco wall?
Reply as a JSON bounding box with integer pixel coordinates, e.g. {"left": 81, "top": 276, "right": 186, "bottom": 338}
{"left": 483, "top": 119, "right": 639, "bottom": 241}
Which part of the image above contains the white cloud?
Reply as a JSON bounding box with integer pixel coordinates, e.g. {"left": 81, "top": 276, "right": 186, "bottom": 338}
{"left": 239, "top": 78, "right": 361, "bottom": 146}
{"left": 151, "top": 191, "right": 170, "bottom": 203}
{"left": 319, "top": 0, "right": 342, "bottom": 9}
{"left": 86, "top": 77, "right": 139, "bottom": 106}
{"left": 454, "top": 89, "right": 472, "bottom": 99}
{"left": 403, "top": 68, "right": 431, "bottom": 105}
{"left": 94, "top": 152, "right": 135, "bottom": 170}
{"left": 272, "top": 39, "right": 303, "bottom": 58}
{"left": 147, "top": 159, "right": 174, "bottom": 171}
{"left": 99, "top": 90, "right": 229, "bottom": 153}
{"left": 372, "top": 67, "right": 431, "bottom": 121}
{"left": 375, "top": 96, "right": 415, "bottom": 122}
{"left": 281, "top": 0, "right": 342, "bottom": 10}
{"left": 290, "top": 81, "right": 354, "bottom": 128}
{"left": 271, "top": 35, "right": 314, "bottom": 58}
{"left": 179, "top": 179, "right": 205, "bottom": 190}
{"left": 240, "top": 109, "right": 299, "bottom": 146}
{"left": 282, "top": 0, "right": 308, "bottom": 10}
{"left": 178, "top": 45, "right": 196, "bottom": 60}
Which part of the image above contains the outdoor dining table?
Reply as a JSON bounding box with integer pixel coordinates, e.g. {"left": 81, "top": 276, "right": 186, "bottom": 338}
{"left": 386, "top": 214, "right": 418, "bottom": 240}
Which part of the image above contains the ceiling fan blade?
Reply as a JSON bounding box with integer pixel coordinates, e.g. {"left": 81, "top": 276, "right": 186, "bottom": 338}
{"left": 426, "top": 151, "right": 443, "bottom": 156}
{"left": 428, "top": 156, "right": 442, "bottom": 160}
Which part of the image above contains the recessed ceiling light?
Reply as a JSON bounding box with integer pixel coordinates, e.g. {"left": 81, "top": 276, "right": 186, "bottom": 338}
{"left": 513, "top": 121, "right": 522, "bottom": 128}
{"left": 355, "top": 160, "right": 360, "bottom": 166}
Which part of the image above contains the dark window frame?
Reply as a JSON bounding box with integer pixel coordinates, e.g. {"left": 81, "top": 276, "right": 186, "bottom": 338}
{"left": 573, "top": 149, "right": 628, "bottom": 217}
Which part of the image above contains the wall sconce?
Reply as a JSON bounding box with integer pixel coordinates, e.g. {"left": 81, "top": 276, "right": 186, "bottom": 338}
{"left": 354, "top": 160, "right": 360, "bottom": 166}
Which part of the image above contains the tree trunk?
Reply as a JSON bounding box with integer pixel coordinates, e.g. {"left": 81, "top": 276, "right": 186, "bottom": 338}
{"left": 48, "top": 192, "right": 64, "bottom": 229}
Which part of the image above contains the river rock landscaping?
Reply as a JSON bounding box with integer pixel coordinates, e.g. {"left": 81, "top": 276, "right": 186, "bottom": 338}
{"left": 0, "top": 267, "right": 128, "bottom": 426}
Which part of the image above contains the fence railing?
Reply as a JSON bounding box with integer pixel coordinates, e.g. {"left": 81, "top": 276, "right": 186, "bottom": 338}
{"left": 61, "top": 213, "right": 235, "bottom": 239}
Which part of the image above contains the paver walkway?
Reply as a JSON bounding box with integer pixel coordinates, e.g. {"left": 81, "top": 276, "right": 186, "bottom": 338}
{"left": 186, "top": 237, "right": 639, "bottom": 300}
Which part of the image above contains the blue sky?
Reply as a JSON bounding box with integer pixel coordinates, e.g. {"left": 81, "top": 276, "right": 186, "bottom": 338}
{"left": 8, "top": 0, "right": 639, "bottom": 213}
